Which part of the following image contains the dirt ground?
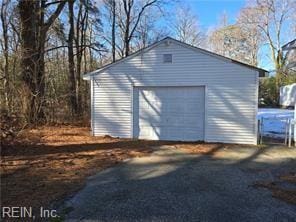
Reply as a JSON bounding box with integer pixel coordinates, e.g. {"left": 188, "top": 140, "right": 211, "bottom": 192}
{"left": 0, "top": 126, "right": 215, "bottom": 209}
{"left": 1, "top": 126, "right": 295, "bottom": 210}
{"left": 253, "top": 172, "right": 296, "bottom": 205}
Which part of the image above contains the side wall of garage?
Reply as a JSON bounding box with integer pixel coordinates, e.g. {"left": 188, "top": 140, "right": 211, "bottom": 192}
{"left": 91, "top": 40, "right": 258, "bottom": 144}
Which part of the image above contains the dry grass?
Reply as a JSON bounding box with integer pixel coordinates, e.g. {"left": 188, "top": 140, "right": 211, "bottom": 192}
{"left": 177, "top": 143, "right": 234, "bottom": 157}
{"left": 1, "top": 126, "right": 219, "bottom": 209}
{"left": 279, "top": 172, "right": 296, "bottom": 184}
{"left": 2, "top": 126, "right": 293, "bottom": 210}
{"left": 0, "top": 126, "right": 168, "bottom": 208}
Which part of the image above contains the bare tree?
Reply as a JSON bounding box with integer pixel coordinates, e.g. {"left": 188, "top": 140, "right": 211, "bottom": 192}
{"left": 237, "top": 6, "right": 263, "bottom": 66}
{"left": 172, "top": 6, "right": 203, "bottom": 46}
{"left": 104, "top": 0, "right": 117, "bottom": 61}
{"left": 68, "top": 0, "right": 102, "bottom": 116}
{"left": 253, "top": 0, "right": 296, "bottom": 83}
{"left": 219, "top": 11, "right": 229, "bottom": 27}
{"left": 0, "top": 0, "right": 10, "bottom": 111}
{"left": 67, "top": 0, "right": 77, "bottom": 115}
{"left": 0, "top": 0, "right": 104, "bottom": 124}
{"left": 102, "top": 0, "right": 163, "bottom": 60}
{"left": 0, "top": 0, "right": 178, "bottom": 125}
{"left": 208, "top": 10, "right": 262, "bottom": 66}
{"left": 18, "top": 0, "right": 66, "bottom": 123}
{"left": 111, "top": 0, "right": 116, "bottom": 61}
{"left": 209, "top": 25, "right": 246, "bottom": 62}
{"left": 134, "top": 8, "right": 168, "bottom": 49}
{"left": 75, "top": 0, "right": 88, "bottom": 115}
{"left": 117, "top": 0, "right": 160, "bottom": 57}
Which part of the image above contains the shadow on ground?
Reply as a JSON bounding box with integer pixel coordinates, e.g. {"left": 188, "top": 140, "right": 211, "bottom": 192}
{"left": 60, "top": 144, "right": 296, "bottom": 222}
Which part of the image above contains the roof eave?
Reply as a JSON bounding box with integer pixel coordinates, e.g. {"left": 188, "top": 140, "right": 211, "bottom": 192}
{"left": 259, "top": 70, "right": 268, "bottom": 77}
{"left": 83, "top": 70, "right": 101, "bottom": 80}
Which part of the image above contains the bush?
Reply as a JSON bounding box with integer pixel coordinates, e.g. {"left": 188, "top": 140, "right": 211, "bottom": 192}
{"left": 259, "top": 73, "right": 296, "bottom": 107}
{"left": 259, "top": 77, "right": 278, "bottom": 107}
{"left": 0, "top": 109, "right": 24, "bottom": 145}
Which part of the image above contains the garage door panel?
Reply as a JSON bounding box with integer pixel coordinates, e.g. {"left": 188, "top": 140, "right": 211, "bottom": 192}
{"left": 134, "top": 86, "right": 205, "bottom": 141}
{"left": 183, "top": 116, "right": 200, "bottom": 125}
{"left": 183, "top": 131, "right": 200, "bottom": 141}
{"left": 140, "top": 115, "right": 197, "bottom": 127}
{"left": 168, "top": 102, "right": 183, "bottom": 112}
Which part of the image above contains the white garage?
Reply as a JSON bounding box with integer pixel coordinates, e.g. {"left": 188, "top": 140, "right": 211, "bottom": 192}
{"left": 84, "top": 37, "right": 267, "bottom": 145}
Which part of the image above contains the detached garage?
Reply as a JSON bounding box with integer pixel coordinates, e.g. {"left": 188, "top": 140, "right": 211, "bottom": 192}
{"left": 84, "top": 37, "right": 267, "bottom": 145}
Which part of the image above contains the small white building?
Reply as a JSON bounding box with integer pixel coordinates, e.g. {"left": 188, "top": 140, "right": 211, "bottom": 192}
{"left": 280, "top": 83, "right": 296, "bottom": 107}
{"left": 84, "top": 37, "right": 266, "bottom": 145}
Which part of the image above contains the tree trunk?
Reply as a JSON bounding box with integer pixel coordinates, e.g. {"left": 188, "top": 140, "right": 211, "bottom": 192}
{"left": 19, "top": 0, "right": 39, "bottom": 123}
{"left": 68, "top": 0, "right": 78, "bottom": 116}
{"left": 75, "top": 0, "right": 86, "bottom": 116}
{"left": 111, "top": 0, "right": 116, "bottom": 61}
{"left": 36, "top": 0, "right": 46, "bottom": 121}
{"left": 19, "top": 0, "right": 65, "bottom": 123}
{"left": 123, "top": 0, "right": 131, "bottom": 57}
{"left": 1, "top": 0, "right": 10, "bottom": 111}
{"left": 124, "top": 16, "right": 130, "bottom": 57}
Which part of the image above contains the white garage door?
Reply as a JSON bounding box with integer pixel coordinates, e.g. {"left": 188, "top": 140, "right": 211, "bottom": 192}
{"left": 133, "top": 86, "right": 205, "bottom": 141}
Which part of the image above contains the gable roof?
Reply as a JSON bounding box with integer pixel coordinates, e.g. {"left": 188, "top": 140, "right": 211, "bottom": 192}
{"left": 83, "top": 37, "right": 268, "bottom": 80}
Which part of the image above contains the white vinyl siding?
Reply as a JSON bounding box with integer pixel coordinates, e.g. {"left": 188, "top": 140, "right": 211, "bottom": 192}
{"left": 92, "top": 79, "right": 131, "bottom": 138}
{"left": 91, "top": 40, "right": 258, "bottom": 144}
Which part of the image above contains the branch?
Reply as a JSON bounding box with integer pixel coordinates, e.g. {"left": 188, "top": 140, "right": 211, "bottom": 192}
{"left": 74, "top": 45, "right": 107, "bottom": 56}
{"left": 45, "top": 44, "right": 107, "bottom": 53}
{"left": 123, "top": 0, "right": 128, "bottom": 15}
{"left": 102, "top": 36, "right": 124, "bottom": 55}
{"left": 129, "top": 0, "right": 157, "bottom": 41}
{"left": 44, "top": 1, "right": 67, "bottom": 33}
{"left": 45, "top": 1, "right": 65, "bottom": 7}
{"left": 45, "top": 45, "right": 68, "bottom": 52}
{"left": 9, "top": 19, "right": 20, "bottom": 42}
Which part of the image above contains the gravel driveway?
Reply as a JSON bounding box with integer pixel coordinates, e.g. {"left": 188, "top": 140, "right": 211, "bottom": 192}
{"left": 61, "top": 145, "right": 296, "bottom": 222}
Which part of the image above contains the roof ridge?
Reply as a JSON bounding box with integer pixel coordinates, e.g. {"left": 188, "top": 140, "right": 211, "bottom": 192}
{"left": 83, "top": 36, "right": 267, "bottom": 80}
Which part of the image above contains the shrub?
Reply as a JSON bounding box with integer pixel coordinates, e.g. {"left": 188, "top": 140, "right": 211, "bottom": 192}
{"left": 0, "top": 109, "right": 24, "bottom": 145}
{"left": 259, "top": 77, "right": 278, "bottom": 107}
